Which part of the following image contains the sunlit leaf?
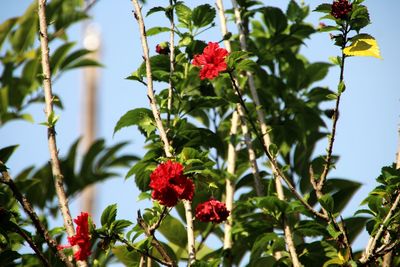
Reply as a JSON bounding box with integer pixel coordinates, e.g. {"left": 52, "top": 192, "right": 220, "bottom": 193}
{"left": 343, "top": 34, "right": 382, "bottom": 59}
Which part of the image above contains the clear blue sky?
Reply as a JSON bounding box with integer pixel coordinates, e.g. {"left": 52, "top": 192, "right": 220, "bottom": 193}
{"left": 1, "top": 0, "right": 399, "bottom": 262}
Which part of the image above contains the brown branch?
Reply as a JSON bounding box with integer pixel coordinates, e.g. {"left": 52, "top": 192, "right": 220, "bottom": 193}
{"left": 136, "top": 211, "right": 176, "bottom": 266}
{"left": 166, "top": 0, "right": 175, "bottom": 129}
{"left": 13, "top": 224, "right": 51, "bottom": 267}
{"left": 37, "top": 1, "right": 87, "bottom": 266}
{"left": 117, "top": 231, "right": 173, "bottom": 267}
{"left": 318, "top": 23, "right": 350, "bottom": 191}
{"left": 131, "top": 0, "right": 196, "bottom": 263}
{"left": 228, "top": 72, "right": 328, "bottom": 222}
{"left": 0, "top": 168, "right": 73, "bottom": 267}
{"left": 359, "top": 191, "right": 400, "bottom": 264}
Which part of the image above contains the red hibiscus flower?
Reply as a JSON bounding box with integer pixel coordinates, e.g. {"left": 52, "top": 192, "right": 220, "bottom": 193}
{"left": 149, "top": 160, "right": 194, "bottom": 207}
{"left": 192, "top": 42, "right": 228, "bottom": 80}
{"left": 58, "top": 212, "right": 91, "bottom": 261}
{"left": 331, "top": 0, "right": 352, "bottom": 20}
{"left": 195, "top": 199, "right": 230, "bottom": 223}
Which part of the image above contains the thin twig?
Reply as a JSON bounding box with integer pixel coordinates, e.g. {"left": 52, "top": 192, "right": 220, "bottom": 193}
{"left": 167, "top": 0, "right": 175, "bottom": 129}
{"left": 131, "top": 1, "right": 196, "bottom": 264}
{"left": 149, "top": 206, "right": 169, "bottom": 234}
{"left": 136, "top": 211, "right": 176, "bottom": 266}
{"left": 117, "top": 232, "right": 173, "bottom": 267}
{"left": 37, "top": 1, "right": 87, "bottom": 266}
{"left": 228, "top": 72, "right": 328, "bottom": 222}
{"left": 13, "top": 223, "right": 51, "bottom": 267}
{"left": 318, "top": 23, "right": 350, "bottom": 190}
{"left": 0, "top": 168, "right": 73, "bottom": 267}
{"left": 359, "top": 191, "right": 400, "bottom": 264}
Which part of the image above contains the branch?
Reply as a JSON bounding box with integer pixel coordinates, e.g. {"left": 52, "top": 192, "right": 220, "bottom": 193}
{"left": 228, "top": 72, "right": 328, "bottom": 222}
{"left": 117, "top": 233, "right": 173, "bottom": 267}
{"left": 318, "top": 23, "right": 350, "bottom": 190}
{"left": 137, "top": 211, "right": 176, "bottom": 266}
{"left": 359, "top": 191, "right": 400, "bottom": 264}
{"left": 0, "top": 167, "right": 73, "bottom": 267}
{"left": 167, "top": 0, "right": 176, "bottom": 129}
{"left": 13, "top": 223, "right": 51, "bottom": 267}
{"left": 131, "top": 0, "right": 196, "bottom": 264}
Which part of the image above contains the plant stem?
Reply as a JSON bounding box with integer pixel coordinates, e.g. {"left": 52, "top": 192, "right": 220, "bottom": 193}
{"left": 319, "top": 23, "right": 349, "bottom": 190}
{"left": 131, "top": 1, "right": 196, "bottom": 264}
{"left": 228, "top": 72, "right": 327, "bottom": 222}
{"left": 359, "top": 191, "right": 400, "bottom": 264}
{"left": 117, "top": 232, "right": 173, "bottom": 267}
{"left": 0, "top": 167, "right": 73, "bottom": 267}
{"left": 167, "top": 0, "right": 175, "bottom": 129}
{"left": 13, "top": 224, "right": 51, "bottom": 267}
{"left": 37, "top": 1, "right": 87, "bottom": 265}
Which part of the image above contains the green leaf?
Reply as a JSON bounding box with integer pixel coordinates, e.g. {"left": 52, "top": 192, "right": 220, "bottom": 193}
{"left": 62, "top": 58, "right": 103, "bottom": 71}
{"left": 286, "top": 0, "right": 302, "bottom": 22}
{"left": 226, "top": 51, "right": 250, "bottom": 69}
{"left": 0, "top": 145, "right": 19, "bottom": 164}
{"left": 268, "top": 143, "right": 278, "bottom": 157}
{"left": 305, "top": 62, "right": 332, "bottom": 84}
{"left": 101, "top": 203, "right": 117, "bottom": 227}
{"left": 114, "top": 108, "right": 156, "bottom": 137}
{"left": 146, "top": 6, "right": 165, "bottom": 17}
{"left": 175, "top": 3, "right": 192, "bottom": 29}
{"left": 146, "top": 26, "right": 170, "bottom": 36}
{"left": 112, "top": 246, "right": 141, "bottom": 266}
{"left": 0, "top": 17, "right": 18, "bottom": 51}
{"left": 314, "top": 3, "right": 332, "bottom": 13}
{"left": 10, "top": 3, "right": 37, "bottom": 53}
{"left": 158, "top": 215, "right": 187, "bottom": 248}
{"left": 338, "top": 81, "right": 346, "bottom": 93}
{"left": 236, "top": 59, "right": 258, "bottom": 72}
{"left": 50, "top": 42, "right": 76, "bottom": 75}
{"left": 326, "top": 223, "right": 341, "bottom": 239}
{"left": 326, "top": 93, "right": 337, "bottom": 100}
{"left": 263, "top": 6, "right": 288, "bottom": 34}
{"left": 60, "top": 49, "right": 93, "bottom": 70}
{"left": 112, "top": 220, "right": 132, "bottom": 233}
{"left": 192, "top": 4, "right": 216, "bottom": 28}
{"left": 319, "top": 194, "right": 334, "bottom": 212}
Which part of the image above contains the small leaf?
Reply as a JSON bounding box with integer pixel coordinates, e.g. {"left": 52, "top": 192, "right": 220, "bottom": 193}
{"left": 268, "top": 143, "right": 278, "bottom": 157}
{"left": 338, "top": 81, "right": 346, "bottom": 93}
{"left": 175, "top": 3, "right": 192, "bottom": 28}
{"left": 101, "top": 203, "right": 117, "bottom": 227}
{"left": 262, "top": 6, "right": 288, "bottom": 34}
{"left": 0, "top": 145, "right": 19, "bottom": 164}
{"left": 192, "top": 4, "right": 216, "bottom": 28}
{"left": 319, "top": 194, "right": 334, "bottom": 212}
{"left": 326, "top": 93, "right": 337, "bottom": 100}
{"left": 343, "top": 34, "right": 382, "bottom": 59}
{"left": 114, "top": 108, "right": 156, "bottom": 137}
{"left": 314, "top": 3, "right": 332, "bottom": 13}
{"left": 146, "top": 26, "right": 170, "bottom": 36}
{"left": 146, "top": 6, "right": 165, "bottom": 17}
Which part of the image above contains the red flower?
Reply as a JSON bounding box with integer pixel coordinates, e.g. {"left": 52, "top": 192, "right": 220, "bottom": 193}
{"left": 58, "top": 212, "right": 91, "bottom": 261}
{"left": 156, "top": 42, "right": 169, "bottom": 55}
{"left": 331, "top": 0, "right": 352, "bottom": 19}
{"left": 192, "top": 42, "right": 228, "bottom": 80}
{"left": 149, "top": 160, "right": 194, "bottom": 207}
{"left": 195, "top": 199, "right": 230, "bottom": 223}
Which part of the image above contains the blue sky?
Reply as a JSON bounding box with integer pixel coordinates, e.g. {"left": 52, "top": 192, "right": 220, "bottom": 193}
{"left": 1, "top": 0, "right": 400, "bottom": 263}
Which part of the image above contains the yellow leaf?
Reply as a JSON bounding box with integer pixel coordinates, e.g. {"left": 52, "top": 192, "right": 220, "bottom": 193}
{"left": 343, "top": 34, "right": 382, "bottom": 59}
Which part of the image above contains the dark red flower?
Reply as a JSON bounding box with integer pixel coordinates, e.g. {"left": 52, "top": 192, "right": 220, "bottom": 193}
{"left": 192, "top": 42, "right": 228, "bottom": 80}
{"left": 149, "top": 160, "right": 194, "bottom": 207}
{"left": 58, "top": 212, "right": 91, "bottom": 261}
{"left": 195, "top": 199, "right": 230, "bottom": 223}
{"left": 156, "top": 42, "right": 170, "bottom": 55}
{"left": 331, "top": 0, "right": 352, "bottom": 19}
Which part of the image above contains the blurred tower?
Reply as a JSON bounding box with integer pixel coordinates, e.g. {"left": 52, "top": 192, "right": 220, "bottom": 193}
{"left": 80, "top": 23, "right": 101, "bottom": 215}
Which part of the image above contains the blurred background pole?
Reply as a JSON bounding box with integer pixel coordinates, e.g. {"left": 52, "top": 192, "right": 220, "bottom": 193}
{"left": 80, "top": 19, "right": 101, "bottom": 214}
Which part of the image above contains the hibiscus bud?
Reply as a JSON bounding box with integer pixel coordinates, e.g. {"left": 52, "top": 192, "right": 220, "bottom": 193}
{"left": 331, "top": 0, "right": 352, "bottom": 20}
{"left": 195, "top": 199, "right": 230, "bottom": 223}
{"left": 156, "top": 42, "right": 170, "bottom": 55}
